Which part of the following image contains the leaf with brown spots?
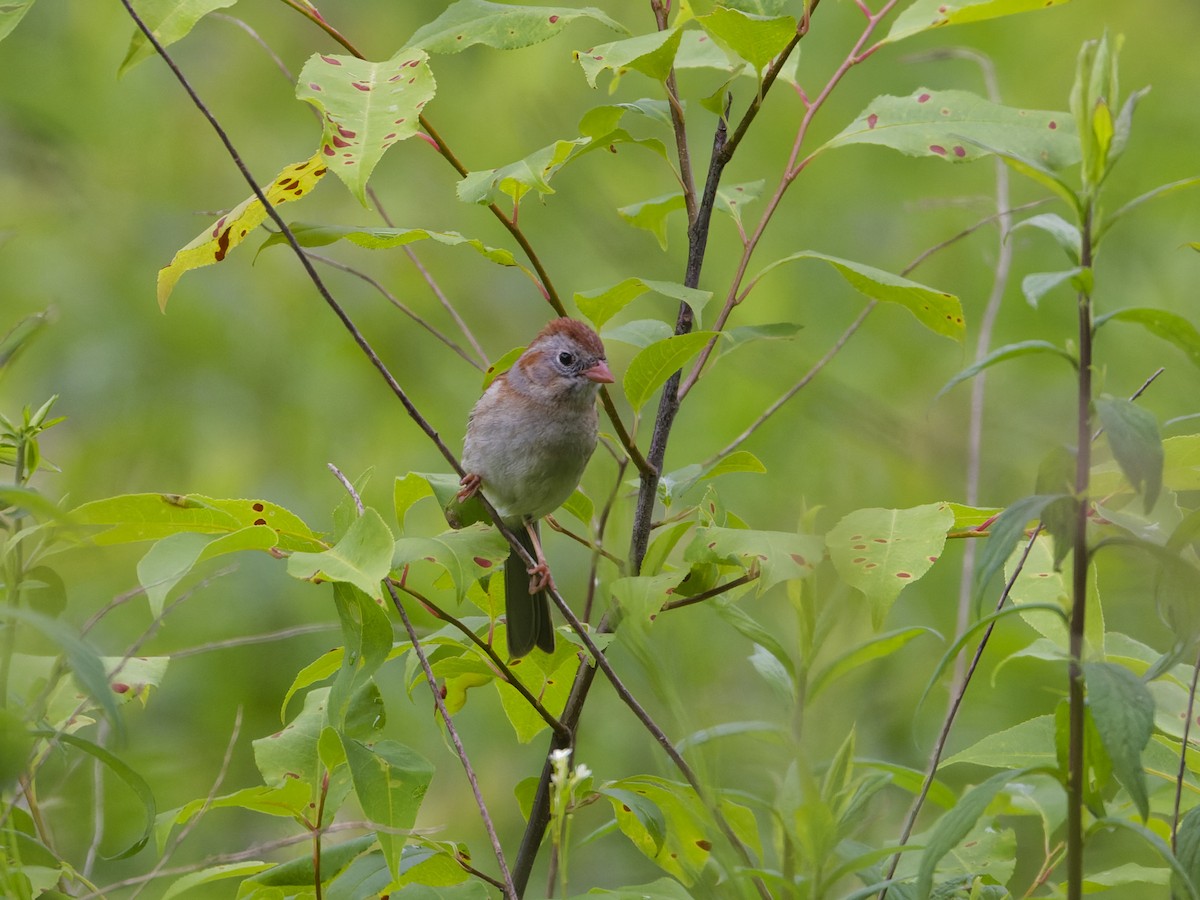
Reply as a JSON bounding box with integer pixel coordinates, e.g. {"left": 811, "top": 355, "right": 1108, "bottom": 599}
{"left": 684, "top": 525, "right": 822, "bottom": 594}
{"left": 157, "top": 153, "right": 329, "bottom": 308}
{"left": 827, "top": 502, "right": 955, "bottom": 627}
{"left": 406, "top": 0, "right": 624, "bottom": 54}
{"left": 823, "top": 88, "right": 1078, "bottom": 171}
{"left": 392, "top": 526, "right": 509, "bottom": 603}
{"left": 296, "top": 50, "right": 436, "bottom": 207}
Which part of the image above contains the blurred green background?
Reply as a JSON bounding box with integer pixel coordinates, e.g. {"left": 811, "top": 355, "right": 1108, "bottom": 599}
{"left": 2, "top": 0, "right": 1199, "bottom": 894}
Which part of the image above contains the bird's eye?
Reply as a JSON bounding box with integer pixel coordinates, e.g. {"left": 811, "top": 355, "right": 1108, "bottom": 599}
{"left": 557, "top": 351, "right": 576, "bottom": 367}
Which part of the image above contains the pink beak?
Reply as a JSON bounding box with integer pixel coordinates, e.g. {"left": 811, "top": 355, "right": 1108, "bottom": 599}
{"left": 584, "top": 360, "right": 615, "bottom": 384}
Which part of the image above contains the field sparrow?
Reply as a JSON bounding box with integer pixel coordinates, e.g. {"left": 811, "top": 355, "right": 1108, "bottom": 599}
{"left": 448, "top": 318, "right": 614, "bottom": 657}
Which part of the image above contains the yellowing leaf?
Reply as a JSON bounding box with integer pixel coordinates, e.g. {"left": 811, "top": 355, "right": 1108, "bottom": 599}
{"left": 156, "top": 153, "right": 329, "bottom": 309}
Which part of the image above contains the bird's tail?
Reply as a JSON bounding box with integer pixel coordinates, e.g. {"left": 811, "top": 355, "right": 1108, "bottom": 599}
{"left": 505, "top": 523, "right": 555, "bottom": 658}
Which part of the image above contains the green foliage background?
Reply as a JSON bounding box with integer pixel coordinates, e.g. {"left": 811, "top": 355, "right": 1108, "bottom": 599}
{"left": 2, "top": 0, "right": 1200, "bottom": 895}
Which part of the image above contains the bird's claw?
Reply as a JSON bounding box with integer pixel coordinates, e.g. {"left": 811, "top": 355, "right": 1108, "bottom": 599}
{"left": 527, "top": 562, "right": 554, "bottom": 594}
{"left": 456, "top": 473, "right": 482, "bottom": 503}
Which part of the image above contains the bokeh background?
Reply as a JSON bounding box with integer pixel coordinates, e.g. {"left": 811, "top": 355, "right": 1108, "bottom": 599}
{"left": 2, "top": 0, "right": 1199, "bottom": 895}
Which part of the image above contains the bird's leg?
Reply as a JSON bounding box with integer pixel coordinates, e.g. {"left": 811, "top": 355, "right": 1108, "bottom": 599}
{"left": 524, "top": 520, "right": 554, "bottom": 593}
{"left": 455, "top": 472, "right": 482, "bottom": 502}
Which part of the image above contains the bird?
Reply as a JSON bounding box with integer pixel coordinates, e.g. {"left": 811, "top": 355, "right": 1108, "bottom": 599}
{"left": 448, "top": 318, "right": 614, "bottom": 658}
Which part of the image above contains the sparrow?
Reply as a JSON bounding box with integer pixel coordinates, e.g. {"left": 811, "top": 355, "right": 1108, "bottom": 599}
{"left": 450, "top": 318, "right": 614, "bottom": 658}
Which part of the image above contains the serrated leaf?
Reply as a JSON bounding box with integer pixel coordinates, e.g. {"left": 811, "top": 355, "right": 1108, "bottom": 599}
{"left": 752, "top": 251, "right": 964, "bottom": 342}
{"left": 575, "top": 277, "right": 712, "bottom": 329}
{"left": 258, "top": 223, "right": 518, "bottom": 268}
{"left": 617, "top": 192, "right": 687, "bottom": 249}
{"left": 623, "top": 331, "right": 718, "bottom": 411}
{"left": 885, "top": 0, "right": 1073, "bottom": 45}
{"left": 696, "top": 7, "right": 795, "bottom": 72}
{"left": 937, "top": 339, "right": 1076, "bottom": 400}
{"left": 1096, "top": 395, "right": 1163, "bottom": 513}
{"left": 296, "top": 51, "right": 436, "bottom": 207}
{"left": 157, "top": 153, "right": 329, "bottom": 307}
{"left": 574, "top": 28, "right": 683, "bottom": 89}
{"left": 406, "top": 0, "right": 625, "bottom": 54}
{"left": 288, "top": 508, "right": 394, "bottom": 598}
{"left": 824, "top": 89, "right": 1077, "bottom": 169}
{"left": 1096, "top": 307, "right": 1200, "bottom": 372}
{"left": 1084, "top": 662, "right": 1153, "bottom": 820}
{"left": 826, "top": 503, "right": 955, "bottom": 627}
{"left": 120, "top": 0, "right": 237, "bottom": 75}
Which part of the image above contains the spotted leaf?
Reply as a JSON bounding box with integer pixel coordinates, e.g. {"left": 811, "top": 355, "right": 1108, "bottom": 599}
{"left": 684, "top": 526, "right": 822, "bottom": 594}
{"left": 885, "top": 0, "right": 1074, "bottom": 45}
{"left": 574, "top": 27, "right": 683, "bottom": 89}
{"left": 827, "top": 503, "right": 955, "bottom": 627}
{"left": 406, "top": 0, "right": 624, "bottom": 54}
{"left": 156, "top": 154, "right": 329, "bottom": 308}
{"left": 823, "top": 89, "right": 1078, "bottom": 170}
{"left": 296, "top": 50, "right": 436, "bottom": 207}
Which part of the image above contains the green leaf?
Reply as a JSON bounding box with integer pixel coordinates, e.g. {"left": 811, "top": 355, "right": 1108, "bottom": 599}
{"left": 616, "top": 192, "right": 687, "bottom": 249}
{"left": 288, "top": 508, "right": 394, "bottom": 598}
{"left": 1090, "top": 818, "right": 1198, "bottom": 900}
{"left": 457, "top": 137, "right": 589, "bottom": 206}
{"left": 258, "top": 223, "right": 519, "bottom": 268}
{"left": 1097, "top": 175, "right": 1200, "bottom": 243}
{"left": 137, "top": 526, "right": 278, "bottom": 616}
{"left": 915, "top": 767, "right": 1040, "bottom": 898}
{"left": 600, "top": 787, "right": 667, "bottom": 855}
{"left": 714, "top": 180, "right": 765, "bottom": 231}
{"left": 405, "top": 0, "right": 625, "bottom": 54}
{"left": 943, "top": 715, "right": 1057, "bottom": 769}
{"left": 684, "top": 525, "right": 821, "bottom": 594}
{"left": 156, "top": 780, "right": 314, "bottom": 852}
{"left": 1011, "top": 212, "right": 1082, "bottom": 262}
{"left": 71, "top": 492, "right": 324, "bottom": 552}
{"left": 296, "top": 50, "right": 436, "bottom": 207}
{"left": 696, "top": 7, "right": 795, "bottom": 72}
{"left": 328, "top": 583, "right": 393, "bottom": 730}
{"left": 392, "top": 526, "right": 509, "bottom": 602}
{"left": 623, "top": 331, "right": 719, "bottom": 411}
{"left": 574, "top": 28, "right": 684, "bottom": 89}
{"left": 120, "top": 0, "right": 237, "bottom": 75}
{"left": 161, "top": 862, "right": 275, "bottom": 900}
{"left": 252, "top": 687, "right": 330, "bottom": 795}
{"left": 752, "top": 251, "right": 964, "bottom": 342}
{"left": 0, "top": 0, "right": 36, "bottom": 43}
{"left": 340, "top": 736, "right": 434, "bottom": 879}
{"left": 1096, "top": 395, "right": 1164, "bottom": 512}
{"left": 884, "top": 0, "right": 1073, "bottom": 44}
{"left": 974, "top": 494, "right": 1065, "bottom": 596}
{"left": 33, "top": 729, "right": 155, "bottom": 859}
{"left": 809, "top": 627, "right": 940, "bottom": 700}
{"left": 823, "top": 89, "right": 1077, "bottom": 169}
{"left": 575, "top": 277, "right": 712, "bottom": 330}
{"left": 1096, "top": 307, "right": 1200, "bottom": 372}
{"left": 826, "top": 503, "right": 955, "bottom": 628}
{"left": 1175, "top": 806, "right": 1200, "bottom": 899}
{"left": 658, "top": 450, "right": 767, "bottom": 505}
{"left": 1084, "top": 662, "right": 1153, "bottom": 820}
{"left": 937, "top": 339, "right": 1076, "bottom": 400}
{"left": 1022, "top": 267, "right": 1090, "bottom": 307}
{"left": 243, "top": 834, "right": 376, "bottom": 890}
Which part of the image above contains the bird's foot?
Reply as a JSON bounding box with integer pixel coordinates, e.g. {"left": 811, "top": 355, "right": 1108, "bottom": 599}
{"left": 527, "top": 562, "right": 554, "bottom": 594}
{"left": 456, "top": 473, "right": 482, "bottom": 502}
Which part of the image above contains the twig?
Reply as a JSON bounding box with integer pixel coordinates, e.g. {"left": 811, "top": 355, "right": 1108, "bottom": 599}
{"left": 583, "top": 456, "right": 628, "bottom": 623}
{"left": 544, "top": 515, "right": 624, "bottom": 569}
{"left": 170, "top": 623, "right": 338, "bottom": 658}
{"left": 659, "top": 571, "right": 759, "bottom": 612}
{"left": 1173, "top": 646, "right": 1200, "bottom": 850}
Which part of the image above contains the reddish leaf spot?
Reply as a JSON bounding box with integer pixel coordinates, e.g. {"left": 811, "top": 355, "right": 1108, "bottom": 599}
{"left": 214, "top": 227, "right": 231, "bottom": 261}
{"left": 210, "top": 216, "right": 227, "bottom": 238}
{"left": 384, "top": 132, "right": 397, "bottom": 140}
{"left": 112, "top": 682, "right": 130, "bottom": 693}
{"left": 929, "top": 556, "right": 938, "bottom": 563}
{"left": 474, "top": 556, "right": 493, "bottom": 568}
{"left": 254, "top": 518, "right": 267, "bottom": 526}
{"left": 1049, "top": 120, "right": 1058, "bottom": 129}
{"left": 867, "top": 113, "right": 878, "bottom": 129}
{"left": 332, "top": 135, "right": 351, "bottom": 148}
{"left": 253, "top": 502, "right": 265, "bottom": 512}
{"left": 352, "top": 82, "right": 371, "bottom": 92}
{"left": 696, "top": 840, "right": 712, "bottom": 851}
{"left": 790, "top": 554, "right": 807, "bottom": 566}
{"left": 313, "top": 167, "right": 327, "bottom": 177}
{"left": 917, "top": 93, "right": 931, "bottom": 103}
{"left": 852, "top": 557, "right": 866, "bottom": 564}
{"left": 405, "top": 58, "right": 421, "bottom": 67}
{"left": 549, "top": 14, "right": 559, "bottom": 22}
{"left": 896, "top": 571, "right": 912, "bottom": 579}
{"left": 929, "top": 144, "right": 947, "bottom": 155}
{"left": 865, "top": 563, "right": 878, "bottom": 570}
{"left": 622, "top": 804, "right": 631, "bottom": 812}
{"left": 853, "top": 544, "right": 867, "bottom": 551}
{"left": 708, "top": 542, "right": 717, "bottom": 549}
{"left": 593, "top": 55, "right": 604, "bottom": 60}
{"left": 323, "top": 145, "right": 335, "bottom": 156}
{"left": 320, "top": 55, "right": 341, "bottom": 65}
{"left": 938, "top": 4, "right": 947, "bottom": 10}
{"left": 873, "top": 538, "right": 889, "bottom": 544}
{"left": 308, "top": 82, "right": 322, "bottom": 91}
{"left": 395, "top": 118, "right": 407, "bottom": 125}
{"left": 337, "top": 126, "right": 356, "bottom": 139}
{"left": 953, "top": 145, "right": 966, "bottom": 158}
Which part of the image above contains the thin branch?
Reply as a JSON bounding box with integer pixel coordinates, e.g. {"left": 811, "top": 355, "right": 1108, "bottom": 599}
{"left": 583, "top": 455, "right": 628, "bottom": 623}
{"left": 1173, "top": 645, "right": 1200, "bottom": 850}
{"left": 544, "top": 515, "right": 624, "bottom": 569}
{"left": 659, "top": 571, "right": 759, "bottom": 612}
